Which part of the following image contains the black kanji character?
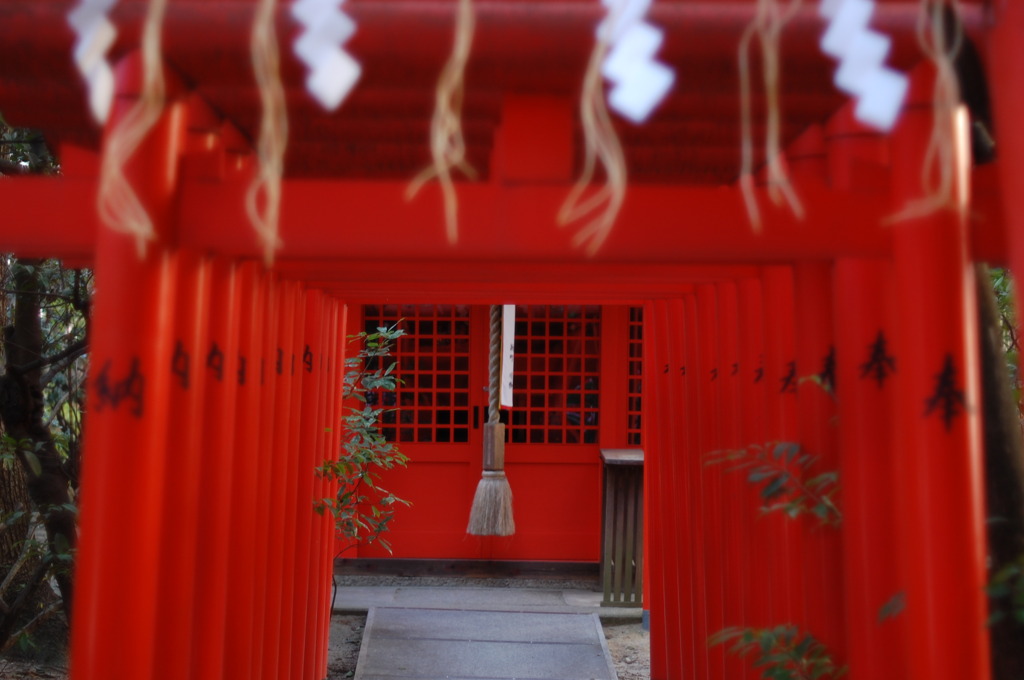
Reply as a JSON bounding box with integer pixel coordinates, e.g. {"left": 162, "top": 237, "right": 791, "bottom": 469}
{"left": 924, "top": 353, "right": 966, "bottom": 431}
{"left": 780, "top": 361, "right": 797, "bottom": 394}
{"left": 94, "top": 357, "right": 145, "bottom": 418}
{"left": 207, "top": 342, "right": 224, "bottom": 381}
{"left": 731, "top": 362, "right": 739, "bottom": 376}
{"left": 276, "top": 348, "right": 284, "bottom": 375}
{"left": 238, "top": 355, "right": 247, "bottom": 386}
{"left": 171, "top": 341, "right": 189, "bottom": 389}
{"left": 303, "top": 345, "right": 314, "bottom": 373}
{"left": 819, "top": 346, "right": 836, "bottom": 394}
{"left": 861, "top": 330, "right": 896, "bottom": 387}
{"left": 710, "top": 368, "right": 718, "bottom": 381}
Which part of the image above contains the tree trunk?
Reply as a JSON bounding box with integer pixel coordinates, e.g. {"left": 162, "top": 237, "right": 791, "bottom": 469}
{"left": 0, "top": 259, "right": 33, "bottom": 566}
{"left": 0, "top": 259, "right": 76, "bottom": 626}
{"left": 977, "top": 266, "right": 1024, "bottom": 680}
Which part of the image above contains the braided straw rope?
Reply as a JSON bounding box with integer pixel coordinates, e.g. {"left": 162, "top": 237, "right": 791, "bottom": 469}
{"left": 96, "top": 0, "right": 168, "bottom": 258}
{"left": 488, "top": 304, "right": 501, "bottom": 424}
{"left": 407, "top": 0, "right": 477, "bottom": 245}
{"left": 737, "top": 0, "right": 805, "bottom": 232}
{"left": 248, "top": 0, "right": 288, "bottom": 265}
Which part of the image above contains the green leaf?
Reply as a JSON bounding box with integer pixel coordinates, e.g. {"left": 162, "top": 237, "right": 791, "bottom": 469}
{"left": 878, "top": 592, "right": 906, "bottom": 622}
{"left": 21, "top": 450, "right": 42, "bottom": 477}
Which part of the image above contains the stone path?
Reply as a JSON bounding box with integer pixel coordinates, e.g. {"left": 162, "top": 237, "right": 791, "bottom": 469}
{"left": 354, "top": 606, "right": 617, "bottom": 680}
{"left": 340, "top": 585, "right": 632, "bottom": 679}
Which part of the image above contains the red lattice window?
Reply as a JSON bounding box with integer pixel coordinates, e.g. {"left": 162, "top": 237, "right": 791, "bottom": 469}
{"left": 363, "top": 304, "right": 472, "bottom": 444}
{"left": 627, "top": 306, "right": 643, "bottom": 446}
{"left": 508, "top": 305, "right": 601, "bottom": 445}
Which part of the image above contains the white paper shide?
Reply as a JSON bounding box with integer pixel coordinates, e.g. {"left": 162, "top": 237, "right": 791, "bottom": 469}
{"left": 598, "top": 0, "right": 675, "bottom": 124}
{"left": 68, "top": 0, "right": 118, "bottom": 123}
{"left": 292, "top": 0, "right": 361, "bottom": 110}
{"left": 820, "top": 0, "right": 909, "bottom": 131}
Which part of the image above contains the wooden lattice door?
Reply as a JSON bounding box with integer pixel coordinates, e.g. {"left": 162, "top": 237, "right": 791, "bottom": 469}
{"left": 356, "top": 304, "right": 609, "bottom": 561}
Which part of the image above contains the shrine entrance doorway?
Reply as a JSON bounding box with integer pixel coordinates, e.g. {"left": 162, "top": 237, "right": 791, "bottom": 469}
{"left": 354, "top": 303, "right": 642, "bottom": 562}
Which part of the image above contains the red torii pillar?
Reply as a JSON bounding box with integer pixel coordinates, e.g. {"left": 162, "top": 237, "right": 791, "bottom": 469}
{"left": 889, "top": 68, "right": 991, "bottom": 680}
{"left": 70, "top": 56, "right": 346, "bottom": 680}
{"left": 825, "top": 101, "right": 909, "bottom": 680}
{"left": 990, "top": 0, "right": 1024, "bottom": 297}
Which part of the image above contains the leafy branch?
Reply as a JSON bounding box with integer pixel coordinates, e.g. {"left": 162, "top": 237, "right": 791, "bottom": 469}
{"left": 987, "top": 552, "right": 1024, "bottom": 626}
{"left": 709, "top": 625, "right": 847, "bottom": 680}
{"left": 706, "top": 441, "right": 842, "bottom": 527}
{"left": 315, "top": 323, "right": 410, "bottom": 554}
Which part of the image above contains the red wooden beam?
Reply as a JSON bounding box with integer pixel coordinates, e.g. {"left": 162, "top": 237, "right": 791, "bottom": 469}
{"left": 2, "top": 164, "right": 1005, "bottom": 266}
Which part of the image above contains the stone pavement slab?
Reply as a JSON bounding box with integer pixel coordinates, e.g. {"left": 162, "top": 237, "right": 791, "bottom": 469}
{"left": 354, "top": 606, "right": 618, "bottom": 680}
{"left": 335, "top": 585, "right": 641, "bottom": 621}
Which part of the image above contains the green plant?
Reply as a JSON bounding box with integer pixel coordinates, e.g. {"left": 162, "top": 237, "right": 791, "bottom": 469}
{"left": 315, "top": 323, "right": 410, "bottom": 554}
{"left": 989, "top": 267, "right": 1020, "bottom": 404}
{"left": 986, "top": 552, "right": 1024, "bottom": 626}
{"left": 706, "top": 441, "right": 841, "bottom": 527}
{"left": 709, "top": 625, "right": 847, "bottom": 680}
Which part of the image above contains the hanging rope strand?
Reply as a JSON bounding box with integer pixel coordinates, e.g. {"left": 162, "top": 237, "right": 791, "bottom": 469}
{"left": 96, "top": 0, "right": 168, "bottom": 258}
{"left": 407, "top": 0, "right": 477, "bottom": 245}
{"left": 247, "top": 0, "right": 288, "bottom": 265}
{"left": 889, "top": 0, "right": 964, "bottom": 222}
{"left": 737, "top": 0, "right": 804, "bottom": 231}
{"left": 558, "top": 38, "right": 627, "bottom": 256}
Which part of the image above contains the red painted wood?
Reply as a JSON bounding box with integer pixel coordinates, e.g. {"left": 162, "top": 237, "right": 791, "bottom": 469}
{"left": 834, "top": 258, "right": 908, "bottom": 680}
{"left": 890, "top": 70, "right": 990, "bottom": 680}
{"left": 264, "top": 282, "right": 301, "bottom": 677}
{"left": 317, "top": 301, "right": 347, "bottom": 680}
{"left": 666, "top": 298, "right": 694, "bottom": 680}
{"left": 793, "top": 262, "right": 844, "bottom": 655}
{"left": 716, "top": 281, "right": 749, "bottom": 680}
{"left": 223, "top": 262, "right": 263, "bottom": 680}
{"left": 251, "top": 275, "right": 280, "bottom": 680}
{"left": 69, "top": 58, "right": 186, "bottom": 679}
{"left": 760, "top": 266, "right": 801, "bottom": 627}
{"left": 152, "top": 251, "right": 211, "bottom": 680}
{"left": 278, "top": 284, "right": 309, "bottom": 675}
{"left": 682, "top": 294, "right": 710, "bottom": 680}
{"left": 990, "top": 0, "right": 1024, "bottom": 294}
{"left": 644, "top": 301, "right": 670, "bottom": 680}
{"left": 192, "top": 258, "right": 242, "bottom": 679}
{"left": 696, "top": 285, "right": 726, "bottom": 680}
{"left": 736, "top": 277, "right": 769, "bottom": 635}
{"left": 294, "top": 292, "right": 321, "bottom": 680}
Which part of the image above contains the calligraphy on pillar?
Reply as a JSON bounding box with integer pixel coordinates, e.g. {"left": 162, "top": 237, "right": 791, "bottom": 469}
{"left": 861, "top": 330, "right": 895, "bottom": 387}
{"left": 94, "top": 357, "right": 145, "bottom": 418}
{"left": 924, "top": 353, "right": 966, "bottom": 431}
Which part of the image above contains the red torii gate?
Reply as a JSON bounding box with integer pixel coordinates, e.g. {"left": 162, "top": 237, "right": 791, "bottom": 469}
{"left": 0, "top": 1, "right": 1021, "bottom": 679}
